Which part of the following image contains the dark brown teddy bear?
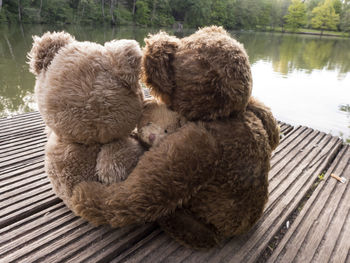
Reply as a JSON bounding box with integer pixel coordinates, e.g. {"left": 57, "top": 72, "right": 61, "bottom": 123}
{"left": 72, "top": 26, "right": 280, "bottom": 249}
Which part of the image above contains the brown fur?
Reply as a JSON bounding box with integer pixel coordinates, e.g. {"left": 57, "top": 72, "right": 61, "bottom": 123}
{"left": 28, "top": 32, "right": 145, "bottom": 208}
{"left": 71, "top": 26, "right": 280, "bottom": 249}
{"left": 137, "top": 99, "right": 186, "bottom": 147}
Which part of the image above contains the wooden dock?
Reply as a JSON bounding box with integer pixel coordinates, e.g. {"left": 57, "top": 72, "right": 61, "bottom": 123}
{"left": 1, "top": 111, "right": 349, "bottom": 263}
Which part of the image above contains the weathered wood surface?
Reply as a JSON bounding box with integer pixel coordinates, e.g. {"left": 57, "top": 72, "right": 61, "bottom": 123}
{"left": 0, "top": 111, "right": 348, "bottom": 263}
{"left": 268, "top": 144, "right": 350, "bottom": 263}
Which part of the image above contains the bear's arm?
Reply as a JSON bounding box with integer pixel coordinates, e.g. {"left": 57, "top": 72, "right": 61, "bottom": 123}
{"left": 96, "top": 137, "right": 145, "bottom": 184}
{"left": 71, "top": 122, "right": 219, "bottom": 227}
{"left": 45, "top": 132, "right": 100, "bottom": 209}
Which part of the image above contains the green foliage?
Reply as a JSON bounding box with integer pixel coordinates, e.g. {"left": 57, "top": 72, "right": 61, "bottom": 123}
{"left": 135, "top": 1, "right": 150, "bottom": 25}
{"left": 340, "top": 0, "right": 350, "bottom": 32}
{"left": 311, "top": 0, "right": 340, "bottom": 33}
{"left": 284, "top": 0, "right": 307, "bottom": 31}
{"left": 259, "top": 0, "right": 272, "bottom": 28}
{"left": 185, "top": 0, "right": 211, "bottom": 28}
{"left": 0, "top": 0, "right": 349, "bottom": 33}
{"left": 332, "top": 0, "right": 342, "bottom": 14}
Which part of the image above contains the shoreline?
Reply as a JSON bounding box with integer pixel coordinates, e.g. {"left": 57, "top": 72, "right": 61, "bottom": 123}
{"left": 255, "top": 27, "right": 350, "bottom": 38}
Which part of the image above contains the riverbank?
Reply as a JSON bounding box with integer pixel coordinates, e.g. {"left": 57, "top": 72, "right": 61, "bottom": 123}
{"left": 259, "top": 26, "right": 350, "bottom": 38}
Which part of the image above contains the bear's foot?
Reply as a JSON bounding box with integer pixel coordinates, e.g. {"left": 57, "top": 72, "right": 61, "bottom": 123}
{"left": 157, "top": 209, "right": 220, "bottom": 250}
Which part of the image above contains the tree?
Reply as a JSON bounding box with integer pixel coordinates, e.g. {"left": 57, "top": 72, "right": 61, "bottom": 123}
{"left": 234, "top": 0, "right": 261, "bottom": 29}
{"left": 210, "top": 0, "right": 227, "bottom": 26}
{"left": 311, "top": 0, "right": 340, "bottom": 35}
{"left": 185, "top": 0, "right": 211, "bottom": 27}
{"left": 284, "top": 0, "right": 307, "bottom": 31}
{"left": 134, "top": 0, "right": 149, "bottom": 25}
{"left": 269, "top": 0, "right": 291, "bottom": 31}
{"left": 17, "top": 0, "right": 22, "bottom": 22}
{"left": 101, "top": 0, "right": 105, "bottom": 20}
{"left": 340, "top": 0, "right": 350, "bottom": 33}
{"left": 332, "top": 0, "right": 342, "bottom": 14}
{"left": 110, "top": 0, "right": 116, "bottom": 24}
{"left": 259, "top": 0, "right": 272, "bottom": 29}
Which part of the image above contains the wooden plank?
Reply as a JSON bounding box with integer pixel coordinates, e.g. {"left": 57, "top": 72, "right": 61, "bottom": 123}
{"left": 0, "top": 155, "right": 45, "bottom": 174}
{"left": 0, "top": 148, "right": 44, "bottom": 170}
{"left": 67, "top": 224, "right": 157, "bottom": 263}
{"left": 0, "top": 170, "right": 47, "bottom": 195}
{"left": 1, "top": 110, "right": 348, "bottom": 263}
{"left": 111, "top": 130, "right": 343, "bottom": 263}
{"left": 0, "top": 160, "right": 44, "bottom": 178}
{"left": 0, "top": 202, "right": 66, "bottom": 237}
{"left": 0, "top": 140, "right": 46, "bottom": 160}
{"left": 0, "top": 159, "right": 44, "bottom": 179}
{"left": 0, "top": 118, "right": 43, "bottom": 129}
{"left": 0, "top": 133, "right": 46, "bottom": 150}
{"left": 0, "top": 111, "right": 40, "bottom": 126}
{"left": 0, "top": 126, "right": 45, "bottom": 141}
{"left": 268, "top": 145, "right": 350, "bottom": 263}
{"left": 271, "top": 126, "right": 312, "bottom": 165}
{"left": 0, "top": 214, "right": 85, "bottom": 262}
{"left": 268, "top": 131, "right": 325, "bottom": 196}
{"left": 37, "top": 226, "right": 112, "bottom": 262}
{"left": 112, "top": 228, "right": 164, "bottom": 263}
{"left": 0, "top": 116, "right": 43, "bottom": 130}
{"left": 0, "top": 124, "right": 45, "bottom": 139}
{"left": 0, "top": 183, "right": 52, "bottom": 210}
{"left": 270, "top": 128, "right": 318, "bottom": 183}
{"left": 0, "top": 206, "right": 73, "bottom": 247}
{"left": 278, "top": 122, "right": 293, "bottom": 136}
{"left": 0, "top": 195, "right": 61, "bottom": 229}
{"left": 0, "top": 127, "right": 45, "bottom": 143}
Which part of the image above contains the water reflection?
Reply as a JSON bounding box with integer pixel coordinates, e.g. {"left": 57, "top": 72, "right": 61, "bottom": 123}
{"left": 235, "top": 32, "right": 350, "bottom": 80}
{"left": 0, "top": 24, "right": 349, "bottom": 140}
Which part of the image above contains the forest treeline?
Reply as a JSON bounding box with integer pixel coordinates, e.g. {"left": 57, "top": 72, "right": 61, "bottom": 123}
{"left": 0, "top": 0, "right": 349, "bottom": 33}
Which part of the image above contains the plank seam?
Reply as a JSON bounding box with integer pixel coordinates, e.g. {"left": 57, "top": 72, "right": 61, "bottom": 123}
{"left": 0, "top": 195, "right": 61, "bottom": 228}
{"left": 257, "top": 139, "right": 343, "bottom": 262}
{"left": 263, "top": 142, "right": 344, "bottom": 262}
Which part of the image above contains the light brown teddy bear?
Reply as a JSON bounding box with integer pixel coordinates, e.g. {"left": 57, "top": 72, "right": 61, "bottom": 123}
{"left": 72, "top": 26, "right": 280, "bottom": 249}
{"left": 28, "top": 32, "right": 145, "bottom": 208}
{"left": 137, "top": 99, "right": 186, "bottom": 147}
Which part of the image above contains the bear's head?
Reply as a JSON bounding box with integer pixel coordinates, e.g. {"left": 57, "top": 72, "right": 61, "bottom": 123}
{"left": 137, "top": 100, "right": 185, "bottom": 147}
{"left": 142, "top": 26, "right": 252, "bottom": 121}
{"left": 28, "top": 31, "right": 143, "bottom": 144}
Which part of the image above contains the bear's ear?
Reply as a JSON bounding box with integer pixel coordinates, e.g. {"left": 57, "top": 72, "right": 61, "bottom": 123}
{"left": 28, "top": 31, "right": 74, "bottom": 75}
{"left": 141, "top": 32, "right": 180, "bottom": 101}
{"left": 178, "top": 115, "right": 187, "bottom": 127}
{"left": 104, "top": 39, "right": 142, "bottom": 78}
{"left": 142, "top": 99, "right": 159, "bottom": 110}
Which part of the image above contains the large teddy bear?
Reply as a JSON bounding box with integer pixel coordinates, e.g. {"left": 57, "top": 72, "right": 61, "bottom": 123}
{"left": 72, "top": 26, "right": 280, "bottom": 249}
{"left": 28, "top": 32, "right": 145, "bottom": 208}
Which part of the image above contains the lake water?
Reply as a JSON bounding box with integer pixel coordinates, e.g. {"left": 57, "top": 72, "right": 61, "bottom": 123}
{"left": 0, "top": 24, "right": 349, "bottom": 141}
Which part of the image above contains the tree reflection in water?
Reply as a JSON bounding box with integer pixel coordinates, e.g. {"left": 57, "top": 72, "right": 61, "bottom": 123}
{"left": 0, "top": 24, "right": 349, "bottom": 140}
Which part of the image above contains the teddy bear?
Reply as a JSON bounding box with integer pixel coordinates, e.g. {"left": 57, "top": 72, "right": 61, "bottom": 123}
{"left": 28, "top": 31, "right": 145, "bottom": 208}
{"left": 71, "top": 26, "right": 280, "bottom": 249}
{"left": 137, "top": 99, "right": 186, "bottom": 147}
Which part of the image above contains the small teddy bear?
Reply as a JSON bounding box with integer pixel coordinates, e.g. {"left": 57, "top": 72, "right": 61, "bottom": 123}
{"left": 28, "top": 31, "right": 145, "bottom": 207}
{"left": 137, "top": 99, "right": 186, "bottom": 147}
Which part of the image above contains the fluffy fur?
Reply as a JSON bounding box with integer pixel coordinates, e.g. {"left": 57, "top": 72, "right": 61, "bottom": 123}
{"left": 137, "top": 99, "right": 186, "bottom": 147}
{"left": 71, "top": 26, "right": 280, "bottom": 249}
{"left": 28, "top": 32, "right": 145, "bottom": 208}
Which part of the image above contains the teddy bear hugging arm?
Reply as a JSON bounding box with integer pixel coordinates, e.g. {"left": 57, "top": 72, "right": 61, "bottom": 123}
{"left": 72, "top": 122, "right": 220, "bottom": 227}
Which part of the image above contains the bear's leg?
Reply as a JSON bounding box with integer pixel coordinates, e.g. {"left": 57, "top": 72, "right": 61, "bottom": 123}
{"left": 157, "top": 209, "right": 220, "bottom": 250}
